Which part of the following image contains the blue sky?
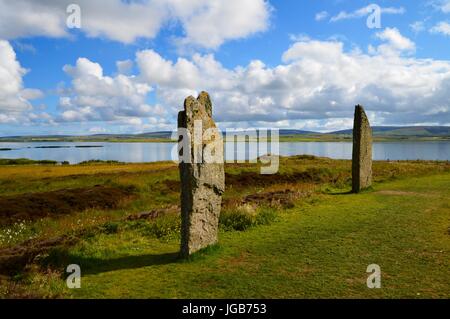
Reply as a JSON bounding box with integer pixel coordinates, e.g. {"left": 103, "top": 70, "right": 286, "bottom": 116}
{"left": 0, "top": 0, "right": 449, "bottom": 136}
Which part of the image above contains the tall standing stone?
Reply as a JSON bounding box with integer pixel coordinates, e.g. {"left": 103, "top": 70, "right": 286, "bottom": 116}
{"left": 178, "top": 92, "right": 225, "bottom": 257}
{"left": 352, "top": 104, "right": 373, "bottom": 193}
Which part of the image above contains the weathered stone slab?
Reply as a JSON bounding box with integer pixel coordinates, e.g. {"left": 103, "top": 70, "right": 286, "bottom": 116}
{"left": 352, "top": 104, "right": 373, "bottom": 193}
{"left": 178, "top": 92, "right": 225, "bottom": 257}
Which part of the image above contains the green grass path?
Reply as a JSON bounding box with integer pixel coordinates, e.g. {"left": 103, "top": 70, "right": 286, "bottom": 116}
{"left": 71, "top": 173, "right": 450, "bottom": 298}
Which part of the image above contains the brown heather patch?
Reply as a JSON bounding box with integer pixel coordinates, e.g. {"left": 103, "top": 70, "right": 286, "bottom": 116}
{"left": 0, "top": 185, "right": 135, "bottom": 226}
{"left": 224, "top": 168, "right": 339, "bottom": 188}
{"left": 0, "top": 235, "right": 78, "bottom": 276}
{"left": 125, "top": 205, "right": 180, "bottom": 221}
{"left": 222, "top": 187, "right": 313, "bottom": 209}
{"left": 164, "top": 167, "right": 340, "bottom": 193}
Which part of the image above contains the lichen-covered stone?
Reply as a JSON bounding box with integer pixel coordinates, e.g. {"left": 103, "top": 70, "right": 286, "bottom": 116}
{"left": 178, "top": 91, "right": 225, "bottom": 257}
{"left": 352, "top": 105, "right": 373, "bottom": 193}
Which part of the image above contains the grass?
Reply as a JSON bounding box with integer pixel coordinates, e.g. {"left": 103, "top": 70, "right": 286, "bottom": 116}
{"left": 0, "top": 156, "right": 449, "bottom": 298}
{"left": 220, "top": 205, "right": 278, "bottom": 231}
{"left": 67, "top": 174, "right": 449, "bottom": 298}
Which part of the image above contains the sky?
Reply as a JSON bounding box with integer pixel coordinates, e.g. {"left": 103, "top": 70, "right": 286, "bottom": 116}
{"left": 0, "top": 0, "right": 450, "bottom": 136}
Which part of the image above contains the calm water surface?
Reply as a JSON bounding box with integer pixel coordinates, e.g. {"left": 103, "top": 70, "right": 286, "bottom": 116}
{"left": 0, "top": 141, "right": 449, "bottom": 164}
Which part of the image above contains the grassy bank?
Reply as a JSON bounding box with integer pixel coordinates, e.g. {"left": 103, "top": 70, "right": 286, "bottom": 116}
{"left": 0, "top": 157, "right": 448, "bottom": 298}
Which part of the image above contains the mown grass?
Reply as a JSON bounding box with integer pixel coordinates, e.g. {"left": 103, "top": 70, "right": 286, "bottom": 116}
{"left": 0, "top": 156, "right": 449, "bottom": 298}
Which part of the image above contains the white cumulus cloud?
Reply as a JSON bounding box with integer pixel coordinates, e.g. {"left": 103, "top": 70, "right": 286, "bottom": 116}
{"left": 430, "top": 21, "right": 450, "bottom": 36}
{"left": 0, "top": 40, "right": 43, "bottom": 123}
{"left": 0, "top": 0, "right": 271, "bottom": 48}
{"left": 132, "top": 30, "right": 450, "bottom": 128}
{"left": 60, "top": 57, "right": 161, "bottom": 123}
{"left": 57, "top": 29, "right": 450, "bottom": 130}
{"left": 370, "top": 28, "right": 416, "bottom": 56}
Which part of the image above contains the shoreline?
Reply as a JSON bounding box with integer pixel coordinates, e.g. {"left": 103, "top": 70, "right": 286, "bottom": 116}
{"left": 0, "top": 137, "right": 449, "bottom": 143}
{"left": 0, "top": 156, "right": 448, "bottom": 167}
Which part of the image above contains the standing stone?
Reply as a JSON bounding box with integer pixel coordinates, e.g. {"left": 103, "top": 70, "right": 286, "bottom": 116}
{"left": 178, "top": 92, "right": 225, "bottom": 257}
{"left": 352, "top": 104, "right": 373, "bottom": 193}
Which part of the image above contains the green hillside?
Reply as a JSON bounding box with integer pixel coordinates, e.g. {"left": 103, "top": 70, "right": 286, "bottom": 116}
{"left": 330, "top": 126, "right": 450, "bottom": 137}
{"left": 0, "top": 127, "right": 449, "bottom": 143}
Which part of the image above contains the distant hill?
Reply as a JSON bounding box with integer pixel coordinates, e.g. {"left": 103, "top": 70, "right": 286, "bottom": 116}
{"left": 0, "top": 127, "right": 448, "bottom": 142}
{"left": 278, "top": 129, "right": 319, "bottom": 135}
{"left": 89, "top": 131, "right": 174, "bottom": 139}
{"left": 136, "top": 131, "right": 173, "bottom": 138}
{"left": 0, "top": 129, "right": 319, "bottom": 141}
{"left": 328, "top": 126, "right": 450, "bottom": 137}
{"left": 225, "top": 129, "right": 319, "bottom": 136}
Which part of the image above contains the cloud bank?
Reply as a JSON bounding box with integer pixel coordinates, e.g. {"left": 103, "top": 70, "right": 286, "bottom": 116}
{"left": 56, "top": 29, "right": 450, "bottom": 131}
{"left": 0, "top": 0, "right": 271, "bottom": 48}
{"left": 0, "top": 40, "right": 42, "bottom": 124}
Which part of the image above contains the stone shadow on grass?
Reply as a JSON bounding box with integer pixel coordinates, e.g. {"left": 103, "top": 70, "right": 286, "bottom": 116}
{"left": 327, "top": 186, "right": 374, "bottom": 195}
{"left": 72, "top": 252, "right": 179, "bottom": 275}
{"left": 324, "top": 190, "right": 353, "bottom": 195}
